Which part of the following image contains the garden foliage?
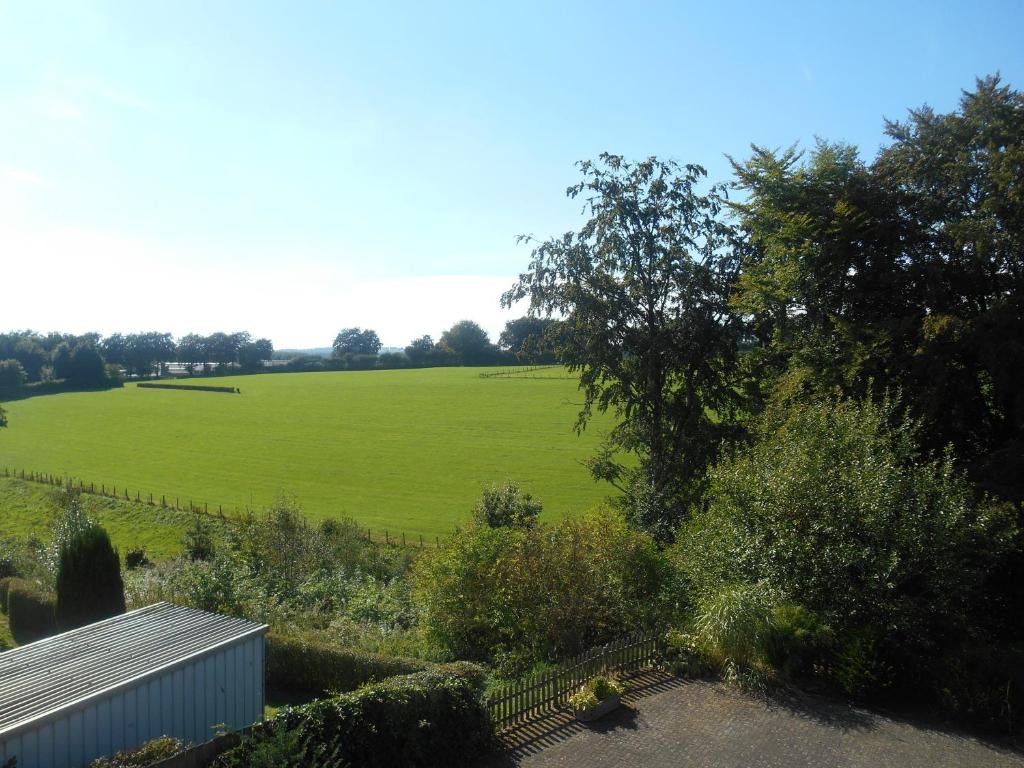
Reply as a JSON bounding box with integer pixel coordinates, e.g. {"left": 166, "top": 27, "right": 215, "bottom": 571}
{"left": 6, "top": 578, "right": 57, "bottom": 644}
{"left": 413, "top": 505, "right": 673, "bottom": 671}
{"left": 216, "top": 667, "right": 493, "bottom": 768}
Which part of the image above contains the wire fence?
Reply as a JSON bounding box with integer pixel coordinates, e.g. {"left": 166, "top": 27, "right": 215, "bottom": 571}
{"left": 487, "top": 630, "right": 665, "bottom": 730}
{"left": 1, "top": 466, "right": 443, "bottom": 548}
{"left": 478, "top": 365, "right": 575, "bottom": 380}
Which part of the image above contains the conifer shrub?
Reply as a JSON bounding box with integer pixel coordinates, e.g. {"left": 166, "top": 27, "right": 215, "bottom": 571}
{"left": 55, "top": 524, "right": 126, "bottom": 631}
{"left": 7, "top": 578, "right": 57, "bottom": 643}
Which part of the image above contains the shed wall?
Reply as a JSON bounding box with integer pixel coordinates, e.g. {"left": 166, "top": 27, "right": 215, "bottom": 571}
{"left": 0, "top": 634, "right": 264, "bottom": 768}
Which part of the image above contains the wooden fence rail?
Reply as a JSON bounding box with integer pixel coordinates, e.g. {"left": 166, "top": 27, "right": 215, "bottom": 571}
{"left": 486, "top": 630, "right": 665, "bottom": 730}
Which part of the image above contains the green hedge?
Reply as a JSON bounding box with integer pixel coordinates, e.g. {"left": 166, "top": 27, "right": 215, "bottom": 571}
{"left": 0, "top": 577, "right": 13, "bottom": 615}
{"left": 266, "top": 632, "right": 434, "bottom": 694}
{"left": 216, "top": 666, "right": 492, "bottom": 768}
{"left": 137, "top": 382, "right": 239, "bottom": 393}
{"left": 7, "top": 579, "right": 57, "bottom": 644}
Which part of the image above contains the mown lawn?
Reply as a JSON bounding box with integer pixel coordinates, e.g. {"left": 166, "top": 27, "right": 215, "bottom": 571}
{"left": 0, "top": 367, "right": 616, "bottom": 540}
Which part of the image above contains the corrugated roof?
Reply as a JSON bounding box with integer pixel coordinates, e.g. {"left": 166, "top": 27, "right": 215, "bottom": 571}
{"left": 0, "top": 602, "right": 267, "bottom": 735}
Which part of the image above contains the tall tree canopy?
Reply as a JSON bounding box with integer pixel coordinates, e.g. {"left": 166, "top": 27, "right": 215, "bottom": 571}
{"left": 504, "top": 153, "right": 743, "bottom": 540}
{"left": 333, "top": 327, "right": 382, "bottom": 356}
{"left": 730, "top": 75, "right": 1024, "bottom": 503}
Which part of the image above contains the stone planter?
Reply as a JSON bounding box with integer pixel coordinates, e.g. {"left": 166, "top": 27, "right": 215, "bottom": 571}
{"left": 573, "top": 693, "right": 621, "bottom": 722}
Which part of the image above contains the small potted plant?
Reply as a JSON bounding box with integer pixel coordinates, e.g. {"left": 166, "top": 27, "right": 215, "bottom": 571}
{"left": 567, "top": 674, "right": 626, "bottom": 722}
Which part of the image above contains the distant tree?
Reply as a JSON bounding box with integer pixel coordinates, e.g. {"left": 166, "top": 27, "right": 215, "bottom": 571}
{"left": 52, "top": 342, "right": 74, "bottom": 379}
{"left": 499, "top": 317, "right": 559, "bottom": 362}
{"left": 55, "top": 523, "right": 126, "bottom": 630}
{"left": 238, "top": 338, "right": 273, "bottom": 371}
{"left": 124, "top": 332, "right": 175, "bottom": 376}
{"left": 13, "top": 338, "right": 47, "bottom": 382}
{"left": 100, "top": 333, "right": 128, "bottom": 368}
{"left": 503, "top": 153, "right": 743, "bottom": 540}
{"left": 0, "top": 358, "right": 27, "bottom": 390}
{"left": 404, "top": 335, "right": 435, "bottom": 366}
{"left": 176, "top": 333, "right": 205, "bottom": 375}
{"left": 333, "top": 328, "right": 382, "bottom": 356}
{"left": 439, "top": 320, "right": 498, "bottom": 365}
{"left": 67, "top": 345, "right": 107, "bottom": 384}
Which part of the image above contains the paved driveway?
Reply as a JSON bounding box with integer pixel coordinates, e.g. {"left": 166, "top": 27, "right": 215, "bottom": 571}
{"left": 487, "top": 671, "right": 1023, "bottom": 768}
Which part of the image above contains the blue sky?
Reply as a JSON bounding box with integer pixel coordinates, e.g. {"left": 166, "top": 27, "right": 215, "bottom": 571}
{"left": 2, "top": 1, "right": 1022, "bottom": 348}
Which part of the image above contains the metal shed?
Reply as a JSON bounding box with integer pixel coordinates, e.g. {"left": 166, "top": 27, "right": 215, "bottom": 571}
{"left": 0, "top": 602, "right": 267, "bottom": 768}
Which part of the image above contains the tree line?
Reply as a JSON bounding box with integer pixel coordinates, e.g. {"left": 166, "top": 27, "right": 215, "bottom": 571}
{"left": 0, "top": 330, "right": 276, "bottom": 391}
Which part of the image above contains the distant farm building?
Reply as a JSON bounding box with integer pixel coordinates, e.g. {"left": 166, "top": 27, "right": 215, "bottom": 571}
{"left": 0, "top": 602, "right": 267, "bottom": 768}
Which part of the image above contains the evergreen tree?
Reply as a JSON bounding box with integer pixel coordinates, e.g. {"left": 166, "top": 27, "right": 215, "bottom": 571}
{"left": 55, "top": 524, "right": 126, "bottom": 631}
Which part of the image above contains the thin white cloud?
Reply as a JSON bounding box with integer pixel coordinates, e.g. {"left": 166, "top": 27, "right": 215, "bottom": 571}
{"left": 41, "top": 97, "right": 84, "bottom": 121}
{"left": 3, "top": 168, "right": 47, "bottom": 187}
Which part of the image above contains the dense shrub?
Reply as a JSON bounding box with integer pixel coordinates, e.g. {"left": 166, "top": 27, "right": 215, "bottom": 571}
{"left": 413, "top": 505, "right": 673, "bottom": 670}
{"left": 675, "top": 395, "right": 1019, "bottom": 696}
{"left": 0, "top": 403, "right": 7, "bottom": 427}
{"left": 55, "top": 524, "right": 126, "bottom": 631}
{"left": 472, "top": 482, "right": 542, "bottom": 528}
{"left": 266, "top": 632, "right": 434, "bottom": 694}
{"left": 7, "top": 578, "right": 57, "bottom": 644}
{"left": 124, "top": 548, "right": 150, "bottom": 570}
{"left": 88, "top": 737, "right": 185, "bottom": 767}
{"left": 216, "top": 667, "right": 492, "bottom": 768}
{"left": 126, "top": 501, "right": 419, "bottom": 656}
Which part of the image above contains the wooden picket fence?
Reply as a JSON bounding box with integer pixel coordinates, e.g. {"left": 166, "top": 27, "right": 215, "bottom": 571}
{"left": 1, "top": 466, "right": 444, "bottom": 548}
{"left": 487, "top": 630, "right": 665, "bottom": 730}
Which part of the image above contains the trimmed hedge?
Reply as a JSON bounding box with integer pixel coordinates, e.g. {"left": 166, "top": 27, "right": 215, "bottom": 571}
{"left": 0, "top": 576, "right": 13, "bottom": 614}
{"left": 137, "top": 382, "right": 239, "bottom": 394}
{"left": 216, "top": 666, "right": 493, "bottom": 768}
{"left": 266, "top": 632, "right": 434, "bottom": 694}
{"left": 7, "top": 578, "right": 57, "bottom": 644}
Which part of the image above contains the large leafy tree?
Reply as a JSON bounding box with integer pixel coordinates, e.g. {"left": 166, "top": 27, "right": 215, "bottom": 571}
{"left": 730, "top": 76, "right": 1024, "bottom": 503}
{"left": 333, "top": 327, "right": 382, "bottom": 356}
{"left": 504, "top": 154, "right": 744, "bottom": 540}
{"left": 437, "top": 320, "right": 497, "bottom": 365}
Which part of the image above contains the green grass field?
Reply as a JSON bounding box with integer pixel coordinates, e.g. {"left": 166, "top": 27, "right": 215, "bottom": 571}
{"left": 0, "top": 476, "right": 193, "bottom": 559}
{"left": 0, "top": 368, "right": 616, "bottom": 539}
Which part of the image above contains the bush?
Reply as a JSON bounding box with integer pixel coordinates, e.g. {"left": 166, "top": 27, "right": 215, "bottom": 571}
{"left": 663, "top": 629, "right": 712, "bottom": 677}
{"left": 56, "top": 524, "right": 126, "bottom": 631}
{"left": 413, "top": 506, "right": 672, "bottom": 667}
{"left": 266, "top": 632, "right": 434, "bottom": 694}
{"left": 216, "top": 667, "right": 493, "bottom": 768}
{"left": 88, "top": 737, "right": 185, "bottom": 767}
{"left": 676, "top": 395, "right": 1019, "bottom": 692}
{"left": 472, "top": 482, "right": 542, "bottom": 528}
{"left": 761, "top": 603, "right": 833, "bottom": 681}
{"left": 7, "top": 578, "right": 57, "bottom": 644}
{"left": 124, "top": 548, "right": 150, "bottom": 570}
{"left": 0, "top": 403, "right": 7, "bottom": 427}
